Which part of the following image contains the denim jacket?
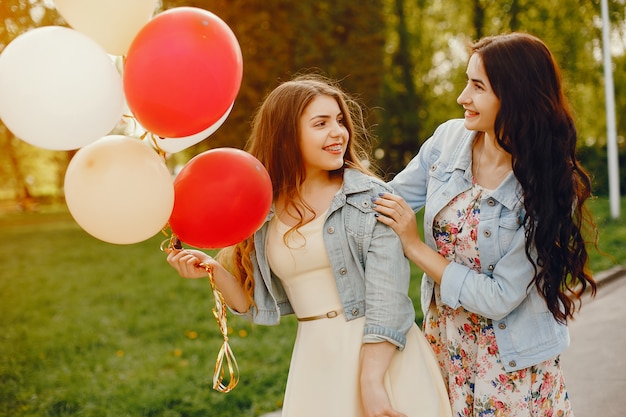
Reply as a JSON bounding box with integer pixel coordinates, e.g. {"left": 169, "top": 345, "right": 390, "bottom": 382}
{"left": 390, "top": 119, "right": 569, "bottom": 371}
{"left": 246, "top": 168, "right": 415, "bottom": 349}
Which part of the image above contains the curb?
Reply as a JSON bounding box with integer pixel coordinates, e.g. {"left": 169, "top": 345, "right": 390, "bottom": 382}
{"left": 590, "top": 265, "right": 626, "bottom": 292}
{"left": 258, "top": 412, "right": 281, "bottom": 417}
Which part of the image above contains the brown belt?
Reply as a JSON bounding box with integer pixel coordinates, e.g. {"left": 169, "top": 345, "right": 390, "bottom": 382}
{"left": 297, "top": 310, "right": 342, "bottom": 322}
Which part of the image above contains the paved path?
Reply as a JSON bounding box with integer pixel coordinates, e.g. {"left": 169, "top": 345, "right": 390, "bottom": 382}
{"left": 560, "top": 266, "right": 626, "bottom": 417}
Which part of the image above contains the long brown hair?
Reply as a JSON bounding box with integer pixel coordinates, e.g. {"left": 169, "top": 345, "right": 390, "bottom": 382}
{"left": 218, "top": 74, "right": 376, "bottom": 309}
{"left": 471, "top": 32, "right": 597, "bottom": 323}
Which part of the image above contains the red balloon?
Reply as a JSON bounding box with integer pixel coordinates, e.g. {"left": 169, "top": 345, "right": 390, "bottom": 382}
{"left": 123, "top": 7, "right": 243, "bottom": 138}
{"left": 169, "top": 148, "right": 272, "bottom": 249}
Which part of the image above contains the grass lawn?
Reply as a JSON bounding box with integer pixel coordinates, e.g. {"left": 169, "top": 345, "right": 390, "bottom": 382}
{"left": 1, "top": 197, "right": 624, "bottom": 416}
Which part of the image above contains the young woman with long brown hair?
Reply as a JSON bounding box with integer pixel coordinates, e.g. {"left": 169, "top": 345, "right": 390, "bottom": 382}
{"left": 167, "top": 74, "right": 451, "bottom": 417}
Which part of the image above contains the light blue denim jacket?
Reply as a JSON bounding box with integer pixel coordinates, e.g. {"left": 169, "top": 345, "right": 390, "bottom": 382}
{"left": 245, "top": 168, "right": 415, "bottom": 349}
{"left": 390, "top": 119, "right": 569, "bottom": 371}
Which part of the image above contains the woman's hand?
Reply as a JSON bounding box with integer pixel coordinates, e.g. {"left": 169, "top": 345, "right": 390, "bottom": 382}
{"left": 372, "top": 193, "right": 422, "bottom": 254}
{"left": 360, "top": 342, "right": 407, "bottom": 417}
{"left": 360, "top": 382, "right": 407, "bottom": 417}
{"left": 166, "top": 249, "right": 215, "bottom": 279}
{"left": 373, "top": 193, "right": 449, "bottom": 285}
{"left": 166, "top": 248, "right": 250, "bottom": 313}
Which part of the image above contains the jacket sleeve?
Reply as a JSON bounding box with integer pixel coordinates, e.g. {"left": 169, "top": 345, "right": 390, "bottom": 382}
{"left": 362, "top": 217, "right": 415, "bottom": 349}
{"left": 388, "top": 146, "right": 430, "bottom": 212}
{"left": 438, "top": 225, "right": 537, "bottom": 320}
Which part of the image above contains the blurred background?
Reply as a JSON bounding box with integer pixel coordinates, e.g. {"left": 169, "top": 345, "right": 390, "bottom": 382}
{"left": 1, "top": 0, "right": 625, "bottom": 210}
{"left": 1, "top": 1, "right": 625, "bottom": 417}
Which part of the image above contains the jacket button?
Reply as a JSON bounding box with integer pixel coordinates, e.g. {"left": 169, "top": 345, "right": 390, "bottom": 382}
{"left": 339, "top": 267, "right": 347, "bottom": 275}
{"left": 509, "top": 360, "right": 517, "bottom": 368}
{"left": 483, "top": 230, "right": 491, "bottom": 238}
{"left": 351, "top": 308, "right": 359, "bottom": 316}
{"left": 487, "top": 198, "right": 495, "bottom": 206}
{"left": 327, "top": 226, "right": 335, "bottom": 234}
{"left": 498, "top": 323, "right": 506, "bottom": 330}
{"left": 430, "top": 165, "right": 437, "bottom": 171}
{"left": 362, "top": 200, "right": 370, "bottom": 208}
{"left": 488, "top": 264, "right": 495, "bottom": 271}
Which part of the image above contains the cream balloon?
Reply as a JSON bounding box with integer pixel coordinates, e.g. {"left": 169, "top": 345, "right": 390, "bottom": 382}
{"left": 64, "top": 135, "right": 174, "bottom": 245}
{"left": 0, "top": 26, "right": 124, "bottom": 151}
{"left": 150, "top": 103, "right": 234, "bottom": 154}
{"left": 54, "top": 0, "right": 158, "bottom": 56}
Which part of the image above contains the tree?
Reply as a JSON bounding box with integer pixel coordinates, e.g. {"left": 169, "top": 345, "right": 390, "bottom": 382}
{"left": 0, "top": 0, "right": 66, "bottom": 206}
{"left": 159, "top": 0, "right": 386, "bottom": 161}
{"left": 1, "top": 0, "right": 625, "bottom": 202}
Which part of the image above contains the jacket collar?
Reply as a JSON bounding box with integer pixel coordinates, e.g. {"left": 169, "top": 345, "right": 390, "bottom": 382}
{"left": 341, "top": 168, "right": 371, "bottom": 195}
{"left": 264, "top": 168, "right": 370, "bottom": 221}
{"left": 447, "top": 128, "right": 523, "bottom": 211}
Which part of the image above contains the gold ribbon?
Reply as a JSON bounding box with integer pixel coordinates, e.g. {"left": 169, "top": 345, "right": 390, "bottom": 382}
{"left": 161, "top": 234, "right": 239, "bottom": 393}
{"left": 199, "top": 261, "right": 240, "bottom": 393}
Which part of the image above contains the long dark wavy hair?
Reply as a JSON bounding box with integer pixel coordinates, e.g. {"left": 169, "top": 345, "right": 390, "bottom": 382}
{"left": 217, "top": 74, "right": 376, "bottom": 309}
{"left": 471, "top": 32, "right": 597, "bottom": 323}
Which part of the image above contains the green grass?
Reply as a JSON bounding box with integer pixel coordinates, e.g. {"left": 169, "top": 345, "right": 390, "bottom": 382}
{"left": 585, "top": 197, "right": 626, "bottom": 271}
{"left": 0, "top": 209, "right": 295, "bottom": 417}
{"left": 1, "top": 197, "right": 624, "bottom": 416}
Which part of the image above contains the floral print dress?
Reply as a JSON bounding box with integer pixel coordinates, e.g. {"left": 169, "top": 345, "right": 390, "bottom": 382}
{"left": 424, "top": 180, "right": 573, "bottom": 417}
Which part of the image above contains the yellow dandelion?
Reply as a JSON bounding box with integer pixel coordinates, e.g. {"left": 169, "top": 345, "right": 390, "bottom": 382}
{"left": 185, "top": 330, "right": 198, "bottom": 339}
{"left": 116, "top": 350, "right": 124, "bottom": 357}
{"left": 227, "top": 326, "right": 234, "bottom": 335}
{"left": 173, "top": 348, "right": 183, "bottom": 357}
{"left": 238, "top": 329, "right": 248, "bottom": 338}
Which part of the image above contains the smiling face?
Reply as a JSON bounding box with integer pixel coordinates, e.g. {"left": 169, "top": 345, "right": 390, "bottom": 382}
{"left": 298, "top": 94, "right": 348, "bottom": 177}
{"left": 457, "top": 53, "right": 501, "bottom": 139}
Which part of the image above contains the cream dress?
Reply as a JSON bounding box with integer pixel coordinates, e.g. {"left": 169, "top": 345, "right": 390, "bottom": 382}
{"left": 267, "top": 213, "right": 451, "bottom": 417}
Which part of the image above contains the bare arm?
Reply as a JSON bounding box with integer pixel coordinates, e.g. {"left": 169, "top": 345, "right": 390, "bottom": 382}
{"left": 372, "top": 193, "right": 448, "bottom": 284}
{"left": 166, "top": 249, "right": 250, "bottom": 313}
{"left": 360, "top": 342, "right": 407, "bottom": 417}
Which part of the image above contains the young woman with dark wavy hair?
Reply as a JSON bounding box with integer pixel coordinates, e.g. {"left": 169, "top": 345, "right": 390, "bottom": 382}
{"left": 373, "top": 32, "right": 597, "bottom": 416}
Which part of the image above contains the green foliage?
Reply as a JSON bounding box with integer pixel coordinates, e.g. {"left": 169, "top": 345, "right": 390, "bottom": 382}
{"left": 578, "top": 143, "right": 626, "bottom": 196}
{"left": 1, "top": 0, "right": 625, "bottom": 198}
{"left": 157, "top": 0, "right": 386, "bottom": 156}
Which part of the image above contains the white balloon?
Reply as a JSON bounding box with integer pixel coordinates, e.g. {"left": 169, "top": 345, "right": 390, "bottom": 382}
{"left": 150, "top": 103, "right": 234, "bottom": 154}
{"left": 64, "top": 135, "right": 174, "bottom": 245}
{"left": 0, "top": 26, "right": 124, "bottom": 151}
{"left": 54, "top": 0, "right": 158, "bottom": 56}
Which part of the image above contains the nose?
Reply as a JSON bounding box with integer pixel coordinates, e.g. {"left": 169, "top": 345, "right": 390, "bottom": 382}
{"left": 457, "top": 85, "right": 470, "bottom": 106}
{"left": 330, "top": 120, "right": 345, "bottom": 137}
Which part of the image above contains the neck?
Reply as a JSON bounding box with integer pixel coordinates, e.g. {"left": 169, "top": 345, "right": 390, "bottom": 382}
{"left": 276, "top": 171, "right": 342, "bottom": 225}
{"left": 473, "top": 133, "right": 512, "bottom": 188}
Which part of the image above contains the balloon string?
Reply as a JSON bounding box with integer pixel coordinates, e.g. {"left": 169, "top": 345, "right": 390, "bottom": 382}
{"left": 147, "top": 133, "right": 167, "bottom": 159}
{"left": 121, "top": 113, "right": 167, "bottom": 159}
{"left": 122, "top": 113, "right": 138, "bottom": 133}
{"left": 160, "top": 233, "right": 240, "bottom": 393}
{"left": 199, "top": 262, "right": 240, "bottom": 393}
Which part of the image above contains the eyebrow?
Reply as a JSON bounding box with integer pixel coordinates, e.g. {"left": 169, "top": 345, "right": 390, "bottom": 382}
{"left": 467, "top": 74, "right": 487, "bottom": 87}
{"left": 308, "top": 112, "right": 343, "bottom": 121}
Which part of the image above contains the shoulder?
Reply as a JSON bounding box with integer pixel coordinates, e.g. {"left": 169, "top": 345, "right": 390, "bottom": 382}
{"left": 343, "top": 168, "right": 392, "bottom": 195}
{"left": 428, "top": 119, "right": 472, "bottom": 150}
{"left": 418, "top": 119, "right": 474, "bottom": 168}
